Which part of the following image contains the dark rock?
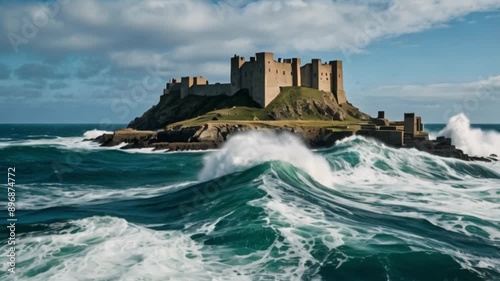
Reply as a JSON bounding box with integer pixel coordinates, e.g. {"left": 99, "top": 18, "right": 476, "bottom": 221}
{"left": 332, "top": 111, "right": 345, "bottom": 121}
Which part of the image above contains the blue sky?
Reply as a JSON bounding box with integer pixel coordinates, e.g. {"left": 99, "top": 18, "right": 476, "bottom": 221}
{"left": 0, "top": 0, "right": 499, "bottom": 124}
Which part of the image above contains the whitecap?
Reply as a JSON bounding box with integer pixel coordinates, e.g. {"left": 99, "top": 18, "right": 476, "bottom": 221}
{"left": 198, "top": 130, "right": 334, "bottom": 187}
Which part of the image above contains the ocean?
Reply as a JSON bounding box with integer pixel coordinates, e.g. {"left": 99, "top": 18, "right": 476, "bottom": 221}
{"left": 0, "top": 115, "right": 499, "bottom": 281}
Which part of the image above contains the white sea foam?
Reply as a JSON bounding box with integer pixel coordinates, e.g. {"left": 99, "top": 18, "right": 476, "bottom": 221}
{"left": 3, "top": 216, "right": 315, "bottom": 280}
{"left": 0, "top": 129, "right": 172, "bottom": 154}
{"left": 0, "top": 129, "right": 113, "bottom": 150}
{"left": 15, "top": 182, "right": 194, "bottom": 210}
{"left": 2, "top": 217, "right": 213, "bottom": 281}
{"left": 83, "top": 129, "right": 113, "bottom": 139}
{"left": 198, "top": 130, "right": 334, "bottom": 187}
{"left": 438, "top": 113, "right": 500, "bottom": 157}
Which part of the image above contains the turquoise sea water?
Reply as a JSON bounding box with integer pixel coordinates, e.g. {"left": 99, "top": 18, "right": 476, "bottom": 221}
{"left": 0, "top": 119, "right": 499, "bottom": 280}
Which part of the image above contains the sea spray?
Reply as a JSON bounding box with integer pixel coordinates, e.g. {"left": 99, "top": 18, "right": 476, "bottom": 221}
{"left": 438, "top": 113, "right": 500, "bottom": 156}
{"left": 198, "top": 130, "right": 334, "bottom": 187}
{"left": 83, "top": 129, "right": 114, "bottom": 139}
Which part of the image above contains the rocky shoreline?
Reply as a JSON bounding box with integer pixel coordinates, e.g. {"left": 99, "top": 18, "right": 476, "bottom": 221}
{"left": 93, "top": 125, "right": 498, "bottom": 163}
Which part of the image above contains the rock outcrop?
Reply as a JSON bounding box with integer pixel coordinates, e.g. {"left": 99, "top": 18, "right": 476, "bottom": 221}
{"left": 94, "top": 126, "right": 497, "bottom": 163}
{"left": 96, "top": 125, "right": 355, "bottom": 152}
{"left": 407, "top": 136, "right": 498, "bottom": 162}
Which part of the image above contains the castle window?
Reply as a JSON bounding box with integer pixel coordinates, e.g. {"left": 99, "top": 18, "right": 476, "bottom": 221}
{"left": 276, "top": 70, "right": 278, "bottom": 74}
{"left": 269, "top": 68, "right": 271, "bottom": 72}
{"left": 268, "top": 61, "right": 270, "bottom": 64}
{"left": 283, "top": 71, "right": 285, "bottom": 75}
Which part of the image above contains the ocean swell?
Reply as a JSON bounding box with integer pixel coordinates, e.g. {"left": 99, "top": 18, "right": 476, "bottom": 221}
{"left": 1, "top": 124, "right": 500, "bottom": 280}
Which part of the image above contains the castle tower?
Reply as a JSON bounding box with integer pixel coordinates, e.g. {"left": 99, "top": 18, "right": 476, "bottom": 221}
{"left": 230, "top": 55, "right": 245, "bottom": 94}
{"left": 180, "top": 77, "right": 194, "bottom": 98}
{"left": 291, "top": 58, "right": 301, "bottom": 87}
{"left": 256, "top": 52, "right": 275, "bottom": 107}
{"left": 311, "top": 59, "right": 321, "bottom": 89}
{"left": 331, "top": 60, "right": 346, "bottom": 104}
{"left": 404, "top": 113, "right": 417, "bottom": 136}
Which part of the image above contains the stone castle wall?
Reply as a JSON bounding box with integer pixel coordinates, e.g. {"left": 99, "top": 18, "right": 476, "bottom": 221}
{"left": 190, "top": 83, "right": 231, "bottom": 97}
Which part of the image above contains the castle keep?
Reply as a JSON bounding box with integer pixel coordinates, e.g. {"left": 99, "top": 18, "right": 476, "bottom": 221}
{"left": 164, "top": 52, "right": 347, "bottom": 107}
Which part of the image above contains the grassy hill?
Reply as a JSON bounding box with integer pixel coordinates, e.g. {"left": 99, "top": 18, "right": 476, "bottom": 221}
{"left": 128, "top": 87, "right": 371, "bottom": 130}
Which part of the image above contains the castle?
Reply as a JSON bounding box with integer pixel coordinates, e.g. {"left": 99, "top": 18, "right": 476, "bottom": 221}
{"left": 163, "top": 52, "right": 347, "bottom": 107}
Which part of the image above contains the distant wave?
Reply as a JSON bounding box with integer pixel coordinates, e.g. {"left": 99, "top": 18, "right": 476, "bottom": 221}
{"left": 83, "top": 129, "right": 114, "bottom": 139}
{"left": 0, "top": 129, "right": 113, "bottom": 150}
{"left": 438, "top": 114, "right": 500, "bottom": 157}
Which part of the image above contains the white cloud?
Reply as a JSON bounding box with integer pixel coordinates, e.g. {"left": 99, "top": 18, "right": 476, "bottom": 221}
{"left": 42, "top": 34, "right": 111, "bottom": 50}
{"left": 369, "top": 76, "right": 500, "bottom": 100}
{"left": 3, "top": 0, "right": 500, "bottom": 58}
{"left": 62, "top": 0, "right": 109, "bottom": 26}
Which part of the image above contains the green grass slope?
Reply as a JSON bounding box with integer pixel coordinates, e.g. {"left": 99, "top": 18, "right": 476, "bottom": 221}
{"left": 128, "top": 87, "right": 370, "bottom": 130}
{"left": 128, "top": 89, "right": 260, "bottom": 130}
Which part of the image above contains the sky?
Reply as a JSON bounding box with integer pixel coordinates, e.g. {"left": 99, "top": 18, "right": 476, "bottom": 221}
{"left": 0, "top": 0, "right": 499, "bottom": 124}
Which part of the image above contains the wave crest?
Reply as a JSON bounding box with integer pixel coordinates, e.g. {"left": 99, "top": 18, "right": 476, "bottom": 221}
{"left": 198, "top": 130, "right": 334, "bottom": 187}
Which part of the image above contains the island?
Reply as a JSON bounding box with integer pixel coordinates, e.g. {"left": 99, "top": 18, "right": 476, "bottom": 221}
{"left": 94, "top": 52, "right": 497, "bottom": 162}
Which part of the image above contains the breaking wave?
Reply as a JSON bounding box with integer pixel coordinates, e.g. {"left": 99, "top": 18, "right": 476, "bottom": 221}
{"left": 438, "top": 113, "right": 500, "bottom": 157}
{"left": 198, "top": 130, "right": 334, "bottom": 186}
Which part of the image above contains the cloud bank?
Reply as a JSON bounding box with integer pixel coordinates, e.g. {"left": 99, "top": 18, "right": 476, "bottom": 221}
{"left": 1, "top": 0, "right": 499, "bottom": 122}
